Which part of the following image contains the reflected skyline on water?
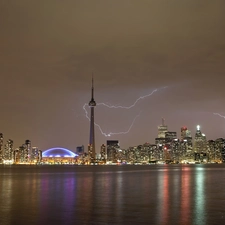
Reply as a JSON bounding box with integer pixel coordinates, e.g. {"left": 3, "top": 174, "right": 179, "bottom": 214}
{"left": 0, "top": 165, "right": 225, "bottom": 225}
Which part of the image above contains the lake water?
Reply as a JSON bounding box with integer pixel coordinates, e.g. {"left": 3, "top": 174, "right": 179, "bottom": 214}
{"left": 0, "top": 164, "right": 225, "bottom": 225}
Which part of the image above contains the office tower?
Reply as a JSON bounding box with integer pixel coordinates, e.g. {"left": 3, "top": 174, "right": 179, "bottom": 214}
{"left": 181, "top": 126, "right": 187, "bottom": 140}
{"left": 107, "top": 140, "right": 119, "bottom": 162}
{"left": 13, "top": 149, "right": 20, "bottom": 164}
{"left": 88, "top": 76, "right": 96, "bottom": 163}
{"left": 31, "top": 147, "right": 39, "bottom": 163}
{"left": 219, "top": 139, "right": 225, "bottom": 163}
{"left": 194, "top": 125, "right": 207, "bottom": 152}
{"left": 194, "top": 125, "right": 208, "bottom": 162}
{"left": 181, "top": 126, "right": 192, "bottom": 139}
{"left": 4, "top": 139, "right": 14, "bottom": 162}
{"left": 38, "top": 150, "right": 42, "bottom": 163}
{"left": 19, "top": 144, "right": 26, "bottom": 163}
{"left": 180, "top": 126, "right": 192, "bottom": 157}
{"left": 165, "top": 131, "right": 177, "bottom": 143}
{"left": 0, "top": 133, "right": 3, "bottom": 163}
{"left": 214, "top": 138, "right": 225, "bottom": 162}
{"left": 100, "top": 144, "right": 106, "bottom": 163}
{"left": 25, "top": 140, "right": 31, "bottom": 163}
{"left": 158, "top": 118, "right": 168, "bottom": 138}
{"left": 76, "top": 145, "right": 84, "bottom": 155}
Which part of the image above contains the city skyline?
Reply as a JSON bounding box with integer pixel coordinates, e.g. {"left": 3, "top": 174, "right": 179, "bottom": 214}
{"left": 0, "top": 120, "right": 224, "bottom": 153}
{"left": 0, "top": 1, "right": 225, "bottom": 150}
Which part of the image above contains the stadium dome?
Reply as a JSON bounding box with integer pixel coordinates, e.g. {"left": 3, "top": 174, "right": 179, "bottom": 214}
{"left": 42, "top": 147, "right": 78, "bottom": 158}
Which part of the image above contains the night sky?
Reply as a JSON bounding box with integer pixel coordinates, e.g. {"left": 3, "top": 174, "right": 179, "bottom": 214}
{"left": 1, "top": 0, "right": 225, "bottom": 152}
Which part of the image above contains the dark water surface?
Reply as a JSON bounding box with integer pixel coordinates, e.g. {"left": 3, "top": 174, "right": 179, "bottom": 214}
{"left": 1, "top": 164, "right": 225, "bottom": 225}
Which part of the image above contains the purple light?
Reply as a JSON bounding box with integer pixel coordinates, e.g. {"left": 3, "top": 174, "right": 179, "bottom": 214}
{"left": 42, "top": 147, "right": 78, "bottom": 157}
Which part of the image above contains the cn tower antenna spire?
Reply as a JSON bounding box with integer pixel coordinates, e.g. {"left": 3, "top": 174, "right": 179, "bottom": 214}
{"left": 91, "top": 73, "right": 94, "bottom": 101}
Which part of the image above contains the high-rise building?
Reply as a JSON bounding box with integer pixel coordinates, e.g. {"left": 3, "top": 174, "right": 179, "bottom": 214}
{"left": 4, "top": 139, "right": 14, "bottom": 162}
{"left": 19, "top": 144, "right": 26, "bottom": 163}
{"left": 181, "top": 126, "right": 192, "bottom": 140}
{"left": 165, "top": 131, "right": 177, "bottom": 143}
{"left": 25, "top": 140, "right": 31, "bottom": 163}
{"left": 158, "top": 118, "right": 168, "bottom": 138}
{"left": 88, "top": 76, "right": 96, "bottom": 163}
{"left": 107, "top": 140, "right": 119, "bottom": 162}
{"left": 100, "top": 144, "right": 106, "bottom": 163}
{"left": 13, "top": 148, "right": 21, "bottom": 164}
{"left": 30, "top": 147, "right": 39, "bottom": 163}
{"left": 38, "top": 150, "right": 42, "bottom": 163}
{"left": 194, "top": 125, "right": 208, "bottom": 155}
{"left": 0, "top": 133, "right": 3, "bottom": 163}
{"left": 76, "top": 145, "right": 84, "bottom": 155}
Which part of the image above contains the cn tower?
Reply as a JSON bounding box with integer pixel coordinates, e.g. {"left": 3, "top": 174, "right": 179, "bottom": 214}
{"left": 88, "top": 76, "right": 96, "bottom": 163}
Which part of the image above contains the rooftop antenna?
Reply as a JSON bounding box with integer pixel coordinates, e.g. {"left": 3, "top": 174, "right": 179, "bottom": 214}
{"left": 162, "top": 118, "right": 165, "bottom": 126}
{"left": 91, "top": 72, "right": 94, "bottom": 101}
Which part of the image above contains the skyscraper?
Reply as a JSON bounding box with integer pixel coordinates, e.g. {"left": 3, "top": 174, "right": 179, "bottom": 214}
{"left": 107, "top": 140, "right": 119, "bottom": 162}
{"left": 158, "top": 118, "right": 168, "bottom": 138}
{"left": 88, "top": 76, "right": 96, "bottom": 163}
{"left": 194, "top": 125, "right": 207, "bottom": 154}
{"left": 4, "top": 139, "right": 13, "bottom": 162}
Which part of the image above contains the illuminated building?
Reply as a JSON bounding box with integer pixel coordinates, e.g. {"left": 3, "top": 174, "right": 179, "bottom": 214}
{"left": 155, "top": 137, "right": 166, "bottom": 145}
{"left": 165, "top": 132, "right": 177, "bottom": 143}
{"left": 100, "top": 144, "right": 106, "bottom": 163}
{"left": 30, "top": 147, "right": 39, "bottom": 163}
{"left": 0, "top": 133, "right": 3, "bottom": 163}
{"left": 194, "top": 125, "right": 208, "bottom": 162}
{"left": 194, "top": 125, "right": 207, "bottom": 152}
{"left": 13, "top": 148, "right": 20, "bottom": 164}
{"left": 25, "top": 140, "right": 31, "bottom": 163}
{"left": 180, "top": 126, "right": 193, "bottom": 160}
{"left": 18, "top": 144, "right": 26, "bottom": 163}
{"left": 214, "top": 138, "right": 225, "bottom": 162}
{"left": 181, "top": 126, "right": 188, "bottom": 140}
{"left": 38, "top": 150, "right": 42, "bottom": 163}
{"left": 155, "top": 118, "right": 167, "bottom": 147}
{"left": 107, "top": 140, "right": 119, "bottom": 162}
{"left": 3, "top": 139, "right": 14, "bottom": 163}
{"left": 88, "top": 76, "right": 96, "bottom": 164}
{"left": 220, "top": 139, "right": 225, "bottom": 163}
{"left": 158, "top": 118, "right": 168, "bottom": 138}
{"left": 76, "top": 145, "right": 84, "bottom": 155}
{"left": 42, "top": 147, "right": 77, "bottom": 164}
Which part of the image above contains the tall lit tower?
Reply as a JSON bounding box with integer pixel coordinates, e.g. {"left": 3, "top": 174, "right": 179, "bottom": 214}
{"left": 88, "top": 76, "right": 96, "bottom": 163}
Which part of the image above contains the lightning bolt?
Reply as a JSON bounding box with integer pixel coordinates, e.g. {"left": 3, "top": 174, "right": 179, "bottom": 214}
{"left": 83, "top": 103, "right": 141, "bottom": 137}
{"left": 214, "top": 113, "right": 225, "bottom": 119}
{"left": 97, "top": 89, "right": 158, "bottom": 109}
{"left": 83, "top": 87, "right": 165, "bottom": 137}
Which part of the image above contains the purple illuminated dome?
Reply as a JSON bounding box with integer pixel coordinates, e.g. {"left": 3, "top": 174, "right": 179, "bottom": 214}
{"left": 42, "top": 147, "right": 78, "bottom": 157}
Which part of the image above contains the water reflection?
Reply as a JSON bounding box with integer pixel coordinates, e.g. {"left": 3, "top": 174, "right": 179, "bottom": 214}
{"left": 194, "top": 167, "right": 206, "bottom": 224}
{"left": 157, "top": 167, "right": 169, "bottom": 224}
{"left": 180, "top": 166, "right": 191, "bottom": 224}
{"left": 0, "top": 165, "right": 222, "bottom": 225}
{"left": 0, "top": 173, "right": 12, "bottom": 225}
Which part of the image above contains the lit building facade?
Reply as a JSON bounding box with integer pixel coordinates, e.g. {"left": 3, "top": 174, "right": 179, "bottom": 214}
{"left": 3, "top": 139, "right": 14, "bottom": 163}
{"left": 30, "top": 147, "right": 40, "bottom": 163}
{"left": 42, "top": 147, "right": 76, "bottom": 164}
{"left": 107, "top": 140, "right": 120, "bottom": 162}
{"left": 100, "top": 144, "right": 106, "bottom": 163}
{"left": 158, "top": 118, "right": 168, "bottom": 138}
{"left": 194, "top": 125, "right": 207, "bottom": 153}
